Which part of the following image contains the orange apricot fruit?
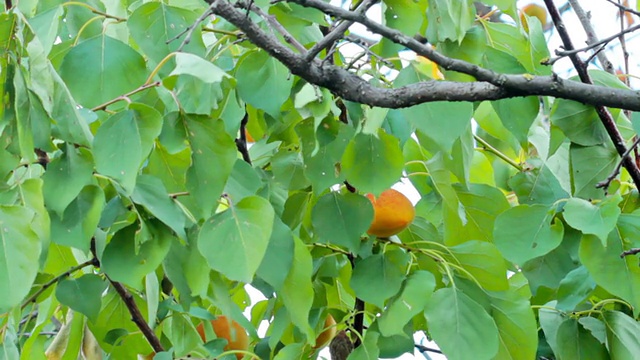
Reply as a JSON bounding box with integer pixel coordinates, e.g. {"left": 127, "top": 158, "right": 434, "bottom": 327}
{"left": 196, "top": 316, "right": 249, "bottom": 360}
{"left": 520, "top": 3, "right": 548, "bottom": 31}
{"left": 314, "top": 314, "right": 337, "bottom": 349}
{"left": 366, "top": 189, "right": 415, "bottom": 238}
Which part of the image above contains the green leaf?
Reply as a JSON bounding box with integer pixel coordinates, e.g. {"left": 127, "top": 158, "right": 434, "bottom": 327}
{"left": 101, "top": 221, "right": 172, "bottom": 288}
{"left": 491, "top": 96, "right": 539, "bottom": 147}
{"left": 49, "top": 65, "right": 93, "bottom": 147}
{"left": 256, "top": 217, "right": 295, "bottom": 291}
{"left": 236, "top": 50, "right": 292, "bottom": 116}
{"left": 426, "top": 0, "right": 475, "bottom": 43}
{"left": 509, "top": 165, "right": 570, "bottom": 205}
{"left": 494, "top": 204, "right": 564, "bottom": 265}
{"left": 405, "top": 101, "right": 473, "bottom": 153}
{"left": 555, "top": 318, "right": 608, "bottom": 360}
{"left": 556, "top": 266, "right": 596, "bottom": 311}
{"left": 165, "top": 53, "right": 231, "bottom": 86}
{"left": 551, "top": 99, "right": 607, "bottom": 146}
{"left": 55, "top": 274, "right": 107, "bottom": 323}
{"left": 50, "top": 185, "right": 105, "bottom": 252}
{"left": 0, "top": 206, "right": 39, "bottom": 313}
{"left": 128, "top": 2, "right": 206, "bottom": 66}
{"left": 580, "top": 232, "right": 640, "bottom": 315}
{"left": 350, "top": 249, "right": 409, "bottom": 307}
{"left": 450, "top": 241, "right": 509, "bottom": 291}
{"left": 279, "top": 237, "right": 314, "bottom": 343}
{"left": 271, "top": 149, "right": 309, "bottom": 190}
{"left": 563, "top": 195, "right": 621, "bottom": 246}
{"left": 184, "top": 115, "right": 237, "bottom": 220}
{"left": 341, "top": 130, "right": 404, "bottom": 195}
{"left": 163, "top": 230, "right": 209, "bottom": 298}
{"left": 603, "top": 310, "right": 640, "bottom": 360}
{"left": 59, "top": 35, "right": 147, "bottom": 108}
{"left": 347, "top": 330, "right": 380, "bottom": 360}
{"left": 539, "top": 302, "right": 567, "bottom": 355}
{"left": 43, "top": 145, "right": 94, "bottom": 215}
{"left": 163, "top": 313, "right": 201, "bottom": 357}
{"left": 424, "top": 287, "right": 499, "bottom": 360}
{"left": 377, "top": 270, "right": 435, "bottom": 336}
{"left": 224, "top": 160, "right": 262, "bottom": 202}
{"left": 488, "top": 286, "right": 538, "bottom": 360}
{"left": 93, "top": 104, "right": 163, "bottom": 194}
{"left": 198, "top": 196, "right": 275, "bottom": 283}
{"left": 444, "top": 183, "right": 510, "bottom": 245}
{"left": 311, "top": 192, "right": 373, "bottom": 253}
{"left": 570, "top": 143, "right": 618, "bottom": 200}
{"left": 131, "top": 174, "right": 187, "bottom": 240}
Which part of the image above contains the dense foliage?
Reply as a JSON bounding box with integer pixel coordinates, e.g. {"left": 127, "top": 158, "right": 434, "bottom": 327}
{"left": 1, "top": 0, "right": 640, "bottom": 359}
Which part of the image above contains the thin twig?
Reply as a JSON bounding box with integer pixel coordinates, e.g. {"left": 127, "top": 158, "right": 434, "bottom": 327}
{"left": 169, "top": 3, "right": 215, "bottom": 52}
{"left": 21, "top": 258, "right": 99, "bottom": 309}
{"left": 596, "top": 137, "right": 640, "bottom": 189}
{"left": 305, "top": 0, "right": 377, "bottom": 62}
{"left": 567, "top": 0, "right": 614, "bottom": 74}
{"left": 620, "top": 248, "right": 640, "bottom": 257}
{"left": 91, "top": 82, "right": 161, "bottom": 112}
{"left": 605, "top": 0, "right": 640, "bottom": 17}
{"left": 414, "top": 343, "right": 444, "bottom": 354}
{"left": 237, "top": 0, "right": 307, "bottom": 53}
{"left": 552, "top": 22, "right": 640, "bottom": 59}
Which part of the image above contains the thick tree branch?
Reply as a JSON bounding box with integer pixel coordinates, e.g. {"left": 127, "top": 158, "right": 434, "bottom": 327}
{"left": 544, "top": 0, "right": 640, "bottom": 190}
{"left": 206, "top": 0, "right": 640, "bottom": 112}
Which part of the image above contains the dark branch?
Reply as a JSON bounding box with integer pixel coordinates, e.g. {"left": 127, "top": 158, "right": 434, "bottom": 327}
{"left": 204, "top": 0, "right": 640, "bottom": 112}
{"left": 621, "top": 248, "right": 640, "bottom": 258}
{"left": 21, "top": 258, "right": 99, "bottom": 309}
{"left": 415, "top": 343, "right": 444, "bottom": 354}
{"left": 347, "top": 254, "right": 364, "bottom": 348}
{"left": 109, "top": 280, "right": 165, "bottom": 353}
{"left": 235, "top": 111, "right": 252, "bottom": 164}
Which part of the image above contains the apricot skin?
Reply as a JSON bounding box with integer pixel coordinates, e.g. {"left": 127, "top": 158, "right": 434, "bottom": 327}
{"left": 196, "top": 316, "right": 249, "bottom": 360}
{"left": 520, "top": 3, "right": 548, "bottom": 31}
{"left": 366, "top": 189, "right": 415, "bottom": 238}
{"left": 314, "top": 314, "right": 337, "bottom": 349}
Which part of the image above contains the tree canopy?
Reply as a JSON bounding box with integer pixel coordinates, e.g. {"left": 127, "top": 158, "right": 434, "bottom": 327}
{"left": 1, "top": 0, "right": 640, "bottom": 359}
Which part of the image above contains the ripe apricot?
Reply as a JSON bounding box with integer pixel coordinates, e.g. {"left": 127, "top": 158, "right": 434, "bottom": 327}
{"left": 196, "top": 315, "right": 249, "bottom": 360}
{"left": 520, "top": 3, "right": 548, "bottom": 31}
{"left": 366, "top": 189, "right": 415, "bottom": 238}
{"left": 314, "top": 314, "right": 337, "bottom": 349}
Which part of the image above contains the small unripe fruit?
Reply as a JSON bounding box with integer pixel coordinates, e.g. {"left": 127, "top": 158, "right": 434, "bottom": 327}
{"left": 366, "top": 189, "right": 415, "bottom": 238}
{"left": 196, "top": 316, "right": 249, "bottom": 360}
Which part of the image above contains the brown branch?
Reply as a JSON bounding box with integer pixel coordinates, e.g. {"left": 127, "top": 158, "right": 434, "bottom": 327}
{"left": 544, "top": 0, "right": 640, "bottom": 190}
{"left": 91, "top": 82, "right": 161, "bottom": 112}
{"left": 415, "top": 343, "right": 443, "bottom": 354}
{"left": 620, "top": 248, "right": 640, "bottom": 258}
{"left": 596, "top": 137, "right": 640, "bottom": 190}
{"left": 109, "top": 279, "right": 164, "bottom": 353}
{"left": 21, "top": 258, "right": 99, "bottom": 309}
